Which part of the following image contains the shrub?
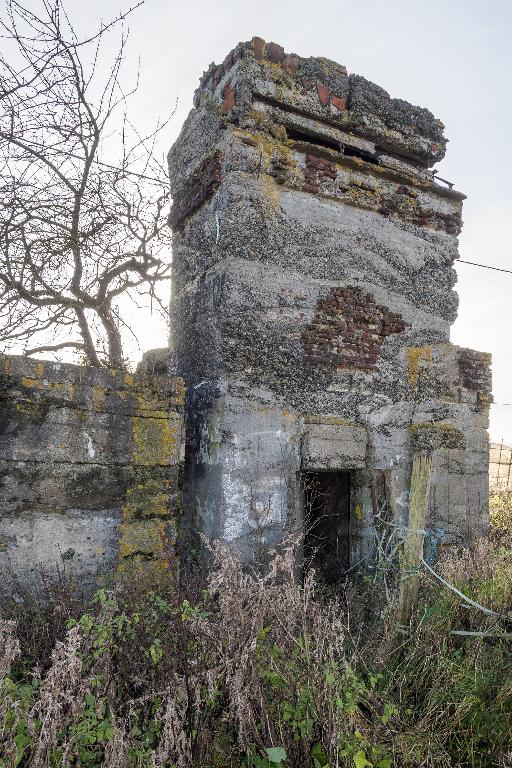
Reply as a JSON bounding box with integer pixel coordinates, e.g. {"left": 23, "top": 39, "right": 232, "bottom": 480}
{"left": 0, "top": 538, "right": 511, "bottom": 767}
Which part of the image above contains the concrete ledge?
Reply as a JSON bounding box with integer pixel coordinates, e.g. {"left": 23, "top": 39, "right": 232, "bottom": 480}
{"left": 302, "top": 420, "right": 367, "bottom": 471}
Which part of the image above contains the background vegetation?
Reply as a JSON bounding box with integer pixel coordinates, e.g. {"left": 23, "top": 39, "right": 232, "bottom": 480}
{"left": 1, "top": 496, "right": 511, "bottom": 768}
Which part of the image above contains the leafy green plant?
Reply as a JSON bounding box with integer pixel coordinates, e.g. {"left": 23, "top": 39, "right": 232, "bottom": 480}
{"left": 0, "top": 536, "right": 511, "bottom": 767}
{"left": 251, "top": 746, "right": 287, "bottom": 767}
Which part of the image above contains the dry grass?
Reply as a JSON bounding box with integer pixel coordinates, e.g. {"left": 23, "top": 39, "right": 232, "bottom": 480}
{"left": 0, "top": 529, "right": 511, "bottom": 768}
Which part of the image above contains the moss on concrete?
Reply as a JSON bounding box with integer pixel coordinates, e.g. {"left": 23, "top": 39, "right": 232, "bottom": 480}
{"left": 411, "top": 422, "right": 466, "bottom": 452}
{"left": 117, "top": 382, "right": 182, "bottom": 582}
{"left": 0, "top": 353, "right": 184, "bottom": 593}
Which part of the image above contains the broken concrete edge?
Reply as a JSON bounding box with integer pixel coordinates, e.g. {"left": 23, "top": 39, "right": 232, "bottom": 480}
{"left": 167, "top": 129, "right": 464, "bottom": 239}
{"left": 191, "top": 37, "right": 446, "bottom": 168}
{"left": 167, "top": 38, "right": 467, "bottom": 243}
{"left": 0, "top": 353, "right": 184, "bottom": 412}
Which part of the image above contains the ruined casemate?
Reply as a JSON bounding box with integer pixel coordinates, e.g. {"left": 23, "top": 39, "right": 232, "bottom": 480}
{"left": 168, "top": 38, "right": 491, "bottom": 577}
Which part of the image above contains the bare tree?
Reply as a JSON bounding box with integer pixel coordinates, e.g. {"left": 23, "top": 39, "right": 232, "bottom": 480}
{"left": 0, "top": 0, "right": 172, "bottom": 367}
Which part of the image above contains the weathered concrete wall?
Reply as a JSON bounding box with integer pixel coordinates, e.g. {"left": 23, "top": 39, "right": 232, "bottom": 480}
{"left": 169, "top": 38, "right": 491, "bottom": 569}
{"left": 0, "top": 354, "right": 184, "bottom": 599}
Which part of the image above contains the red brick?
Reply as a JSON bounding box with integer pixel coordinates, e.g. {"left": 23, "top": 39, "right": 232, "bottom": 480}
{"left": 303, "top": 286, "right": 409, "bottom": 370}
{"left": 168, "top": 152, "right": 222, "bottom": 231}
{"left": 330, "top": 94, "right": 347, "bottom": 112}
{"left": 221, "top": 82, "right": 236, "bottom": 114}
{"left": 252, "top": 37, "right": 266, "bottom": 62}
{"left": 316, "top": 81, "right": 330, "bottom": 107}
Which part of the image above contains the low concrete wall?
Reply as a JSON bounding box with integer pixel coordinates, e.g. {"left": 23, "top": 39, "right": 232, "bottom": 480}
{"left": 0, "top": 354, "right": 184, "bottom": 600}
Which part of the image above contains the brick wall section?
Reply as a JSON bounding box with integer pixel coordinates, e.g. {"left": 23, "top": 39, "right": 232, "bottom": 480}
{"left": 195, "top": 38, "right": 299, "bottom": 101}
{"left": 0, "top": 354, "right": 184, "bottom": 599}
{"left": 303, "top": 286, "right": 409, "bottom": 369}
{"left": 168, "top": 152, "right": 222, "bottom": 231}
{"left": 458, "top": 349, "right": 493, "bottom": 393}
{"left": 379, "top": 187, "right": 463, "bottom": 236}
{"left": 221, "top": 81, "right": 236, "bottom": 114}
{"left": 303, "top": 154, "right": 337, "bottom": 194}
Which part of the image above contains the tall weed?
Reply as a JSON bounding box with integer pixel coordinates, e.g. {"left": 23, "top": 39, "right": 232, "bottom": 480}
{"left": 0, "top": 536, "right": 510, "bottom": 767}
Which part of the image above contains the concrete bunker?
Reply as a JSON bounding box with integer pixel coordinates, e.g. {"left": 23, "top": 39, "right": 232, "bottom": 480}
{"left": 168, "top": 37, "right": 492, "bottom": 572}
{"left": 0, "top": 39, "right": 494, "bottom": 595}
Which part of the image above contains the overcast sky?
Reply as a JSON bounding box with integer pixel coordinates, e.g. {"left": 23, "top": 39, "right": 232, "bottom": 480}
{"left": 34, "top": 0, "right": 512, "bottom": 442}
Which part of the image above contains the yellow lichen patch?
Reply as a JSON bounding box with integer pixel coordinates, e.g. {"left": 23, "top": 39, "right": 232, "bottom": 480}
{"left": 270, "top": 123, "right": 288, "bottom": 144}
{"left": 131, "top": 415, "right": 176, "bottom": 465}
{"left": 134, "top": 396, "right": 169, "bottom": 417}
{"left": 122, "top": 480, "right": 170, "bottom": 520}
{"left": 20, "top": 376, "right": 43, "bottom": 390}
{"left": 172, "top": 378, "right": 186, "bottom": 409}
{"left": 260, "top": 173, "right": 281, "bottom": 211}
{"left": 34, "top": 362, "right": 44, "bottom": 378}
{"left": 127, "top": 377, "right": 170, "bottom": 415}
{"left": 117, "top": 519, "right": 171, "bottom": 578}
{"left": 265, "top": 61, "right": 286, "bottom": 82}
{"left": 0, "top": 356, "right": 12, "bottom": 375}
{"left": 343, "top": 185, "right": 378, "bottom": 210}
{"left": 91, "top": 386, "right": 106, "bottom": 411}
{"left": 354, "top": 503, "right": 364, "bottom": 522}
{"left": 238, "top": 125, "right": 293, "bottom": 164}
{"left": 117, "top": 472, "right": 174, "bottom": 581}
{"left": 304, "top": 414, "right": 355, "bottom": 427}
{"left": 116, "top": 384, "right": 182, "bottom": 584}
{"left": 124, "top": 373, "right": 135, "bottom": 387}
{"left": 410, "top": 421, "right": 465, "bottom": 452}
{"left": 407, "top": 346, "right": 432, "bottom": 388}
{"left": 15, "top": 401, "right": 38, "bottom": 419}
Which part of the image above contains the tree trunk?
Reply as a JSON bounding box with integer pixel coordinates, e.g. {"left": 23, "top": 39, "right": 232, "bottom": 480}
{"left": 97, "top": 305, "right": 124, "bottom": 368}
{"left": 76, "top": 307, "right": 101, "bottom": 367}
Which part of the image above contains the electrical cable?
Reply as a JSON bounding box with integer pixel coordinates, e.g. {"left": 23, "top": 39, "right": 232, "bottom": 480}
{"left": 458, "top": 259, "right": 512, "bottom": 275}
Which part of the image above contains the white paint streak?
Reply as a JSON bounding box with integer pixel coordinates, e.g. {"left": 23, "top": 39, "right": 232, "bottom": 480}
{"left": 85, "top": 433, "right": 96, "bottom": 459}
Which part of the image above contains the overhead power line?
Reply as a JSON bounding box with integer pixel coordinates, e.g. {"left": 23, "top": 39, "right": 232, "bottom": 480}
{"left": 458, "top": 259, "right": 512, "bottom": 275}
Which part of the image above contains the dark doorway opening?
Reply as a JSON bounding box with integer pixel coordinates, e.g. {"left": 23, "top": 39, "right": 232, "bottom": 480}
{"left": 302, "top": 471, "right": 351, "bottom": 584}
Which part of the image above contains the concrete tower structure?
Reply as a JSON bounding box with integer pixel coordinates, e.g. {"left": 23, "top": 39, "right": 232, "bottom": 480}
{"left": 168, "top": 38, "right": 491, "bottom": 575}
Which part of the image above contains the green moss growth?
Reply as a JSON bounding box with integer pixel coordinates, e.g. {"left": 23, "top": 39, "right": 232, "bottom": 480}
{"left": 410, "top": 422, "right": 466, "bottom": 452}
